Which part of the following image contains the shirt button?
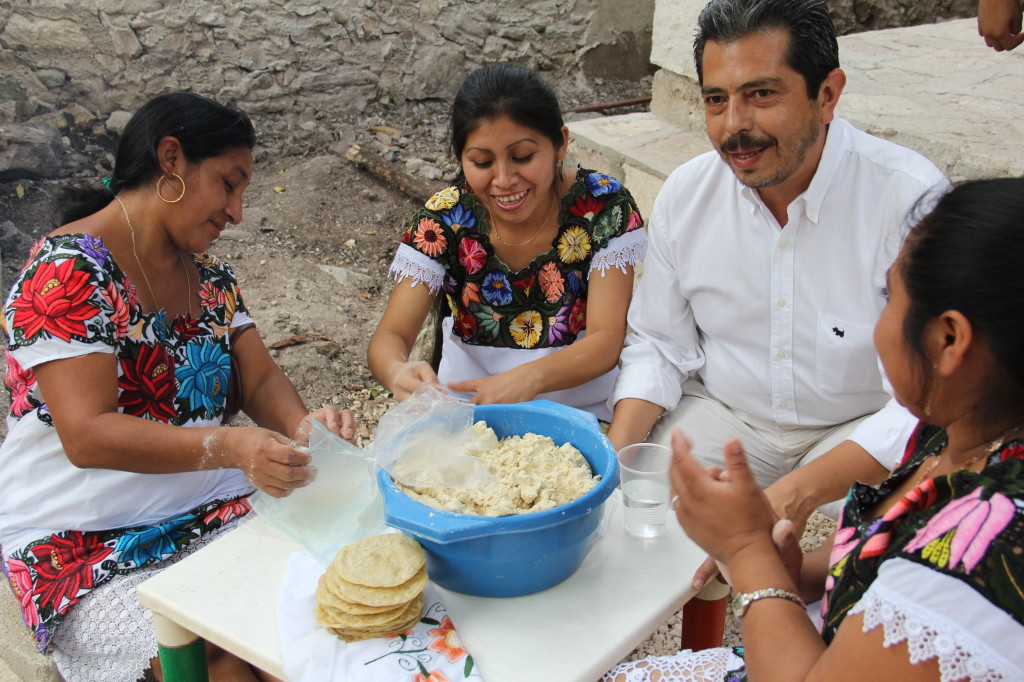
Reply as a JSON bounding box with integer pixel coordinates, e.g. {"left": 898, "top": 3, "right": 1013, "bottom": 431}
{"left": 779, "top": 401, "right": 789, "bottom": 409}
{"left": 777, "top": 299, "right": 787, "bottom": 307}
{"left": 808, "top": 209, "right": 818, "bottom": 219}
{"left": 776, "top": 351, "right": 786, "bottom": 360}
{"left": 777, "top": 241, "right": 787, "bottom": 250}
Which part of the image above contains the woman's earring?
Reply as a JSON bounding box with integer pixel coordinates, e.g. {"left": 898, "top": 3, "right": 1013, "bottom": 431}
{"left": 157, "top": 173, "right": 186, "bottom": 204}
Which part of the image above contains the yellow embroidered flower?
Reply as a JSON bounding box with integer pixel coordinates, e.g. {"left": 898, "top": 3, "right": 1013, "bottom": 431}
{"left": 557, "top": 226, "right": 591, "bottom": 264}
{"left": 196, "top": 251, "right": 219, "bottom": 268}
{"left": 425, "top": 186, "right": 460, "bottom": 211}
{"left": 509, "top": 310, "right": 542, "bottom": 349}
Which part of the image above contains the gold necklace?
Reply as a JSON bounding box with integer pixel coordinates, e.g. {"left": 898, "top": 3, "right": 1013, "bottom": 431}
{"left": 913, "top": 422, "right": 1024, "bottom": 486}
{"left": 114, "top": 196, "right": 194, "bottom": 317}
{"left": 490, "top": 194, "right": 557, "bottom": 248}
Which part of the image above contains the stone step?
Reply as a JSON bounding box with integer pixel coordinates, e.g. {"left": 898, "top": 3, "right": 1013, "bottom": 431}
{"left": 568, "top": 18, "right": 1024, "bottom": 217}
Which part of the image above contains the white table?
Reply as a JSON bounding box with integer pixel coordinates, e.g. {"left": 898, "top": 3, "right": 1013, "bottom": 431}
{"left": 137, "top": 492, "right": 712, "bottom": 682}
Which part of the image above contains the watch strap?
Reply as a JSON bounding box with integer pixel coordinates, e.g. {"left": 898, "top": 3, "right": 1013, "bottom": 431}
{"left": 731, "top": 587, "right": 804, "bottom": 619}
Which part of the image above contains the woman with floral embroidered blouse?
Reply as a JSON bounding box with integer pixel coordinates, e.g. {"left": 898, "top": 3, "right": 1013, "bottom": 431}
{"left": 0, "top": 93, "right": 353, "bottom": 682}
{"left": 368, "top": 64, "right": 646, "bottom": 421}
{"left": 604, "top": 179, "right": 1024, "bottom": 681}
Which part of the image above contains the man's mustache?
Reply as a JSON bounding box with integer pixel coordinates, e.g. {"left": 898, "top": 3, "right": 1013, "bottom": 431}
{"left": 720, "top": 131, "right": 776, "bottom": 153}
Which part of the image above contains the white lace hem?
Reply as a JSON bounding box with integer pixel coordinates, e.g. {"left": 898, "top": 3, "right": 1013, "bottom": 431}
{"left": 601, "top": 647, "right": 744, "bottom": 682}
{"left": 388, "top": 243, "right": 444, "bottom": 294}
{"left": 851, "top": 579, "right": 1013, "bottom": 682}
{"left": 591, "top": 228, "right": 648, "bottom": 276}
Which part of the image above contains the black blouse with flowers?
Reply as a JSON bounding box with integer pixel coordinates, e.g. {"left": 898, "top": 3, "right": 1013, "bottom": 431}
{"left": 394, "top": 168, "right": 644, "bottom": 350}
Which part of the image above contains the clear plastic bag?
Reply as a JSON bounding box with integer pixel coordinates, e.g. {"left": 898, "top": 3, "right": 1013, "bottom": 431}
{"left": 370, "top": 386, "right": 496, "bottom": 490}
{"left": 251, "top": 418, "right": 385, "bottom": 565}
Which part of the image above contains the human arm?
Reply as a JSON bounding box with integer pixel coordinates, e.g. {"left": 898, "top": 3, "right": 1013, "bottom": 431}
{"left": 230, "top": 325, "right": 356, "bottom": 443}
{"left": 606, "top": 398, "right": 665, "bottom": 452}
{"left": 33, "top": 353, "right": 313, "bottom": 497}
{"left": 978, "top": 0, "right": 1024, "bottom": 51}
{"left": 367, "top": 277, "right": 440, "bottom": 400}
{"left": 671, "top": 431, "right": 942, "bottom": 682}
{"left": 447, "top": 264, "right": 634, "bottom": 404}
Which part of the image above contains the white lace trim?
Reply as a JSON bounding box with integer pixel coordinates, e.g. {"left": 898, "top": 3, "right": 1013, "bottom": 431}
{"left": 591, "top": 228, "right": 648, "bottom": 276}
{"left": 851, "top": 580, "right": 1013, "bottom": 682}
{"left": 601, "top": 647, "right": 744, "bottom": 682}
{"left": 388, "top": 243, "right": 445, "bottom": 295}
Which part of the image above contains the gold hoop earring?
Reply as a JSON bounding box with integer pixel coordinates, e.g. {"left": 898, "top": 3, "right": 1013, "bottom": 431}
{"left": 157, "top": 173, "right": 186, "bottom": 204}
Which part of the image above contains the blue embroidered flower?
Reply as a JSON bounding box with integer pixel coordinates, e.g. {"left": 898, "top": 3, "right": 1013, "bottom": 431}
{"left": 175, "top": 340, "right": 230, "bottom": 415}
{"left": 114, "top": 518, "right": 194, "bottom": 566}
{"left": 76, "top": 234, "right": 109, "bottom": 268}
{"left": 584, "top": 172, "right": 622, "bottom": 196}
{"left": 441, "top": 204, "right": 477, "bottom": 231}
{"left": 565, "top": 269, "right": 587, "bottom": 296}
{"left": 150, "top": 310, "right": 169, "bottom": 342}
{"left": 481, "top": 271, "right": 513, "bottom": 306}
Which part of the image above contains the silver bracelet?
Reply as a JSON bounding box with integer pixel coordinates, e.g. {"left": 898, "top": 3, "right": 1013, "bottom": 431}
{"left": 731, "top": 587, "right": 805, "bottom": 619}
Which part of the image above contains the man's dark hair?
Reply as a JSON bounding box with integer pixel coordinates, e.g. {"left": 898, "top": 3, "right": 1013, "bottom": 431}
{"left": 693, "top": 0, "right": 839, "bottom": 98}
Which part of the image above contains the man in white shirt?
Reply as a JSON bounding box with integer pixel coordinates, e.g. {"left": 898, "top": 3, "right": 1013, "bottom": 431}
{"left": 607, "top": 0, "right": 947, "bottom": 530}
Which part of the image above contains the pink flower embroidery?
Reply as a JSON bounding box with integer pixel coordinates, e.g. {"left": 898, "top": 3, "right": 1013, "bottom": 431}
{"left": 904, "top": 487, "right": 1014, "bottom": 573}
{"left": 5, "top": 355, "right": 36, "bottom": 418}
{"left": 101, "top": 282, "right": 130, "bottom": 338}
{"left": 626, "top": 208, "right": 643, "bottom": 231}
{"left": 860, "top": 478, "right": 938, "bottom": 558}
{"left": 457, "top": 238, "right": 487, "bottom": 275}
{"left": 6, "top": 558, "right": 40, "bottom": 628}
{"left": 198, "top": 282, "right": 226, "bottom": 310}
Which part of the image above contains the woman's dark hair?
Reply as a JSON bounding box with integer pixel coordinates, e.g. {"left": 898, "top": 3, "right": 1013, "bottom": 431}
{"left": 693, "top": 0, "right": 839, "bottom": 99}
{"left": 899, "top": 177, "right": 1024, "bottom": 427}
{"left": 63, "top": 92, "right": 255, "bottom": 223}
{"left": 448, "top": 64, "right": 565, "bottom": 187}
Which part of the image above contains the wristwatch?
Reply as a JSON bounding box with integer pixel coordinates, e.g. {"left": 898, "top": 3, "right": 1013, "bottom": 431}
{"left": 731, "top": 587, "right": 805, "bottom": 619}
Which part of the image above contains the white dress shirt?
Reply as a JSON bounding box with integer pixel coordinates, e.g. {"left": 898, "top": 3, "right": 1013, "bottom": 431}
{"left": 611, "top": 117, "right": 947, "bottom": 467}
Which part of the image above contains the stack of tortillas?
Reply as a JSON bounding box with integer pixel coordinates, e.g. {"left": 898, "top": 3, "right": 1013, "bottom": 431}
{"left": 314, "top": 533, "right": 428, "bottom": 642}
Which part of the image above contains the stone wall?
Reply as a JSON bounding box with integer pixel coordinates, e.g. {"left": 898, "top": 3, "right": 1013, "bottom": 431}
{"left": 0, "top": 0, "right": 655, "bottom": 129}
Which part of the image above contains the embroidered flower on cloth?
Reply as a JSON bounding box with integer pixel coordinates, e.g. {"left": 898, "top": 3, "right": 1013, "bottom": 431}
{"left": 6, "top": 558, "right": 41, "bottom": 628}
{"left": 453, "top": 309, "right": 478, "bottom": 339}
{"left": 461, "top": 281, "right": 481, "bottom": 308}
{"left": 100, "top": 282, "right": 130, "bottom": 338}
{"left": 199, "top": 281, "right": 226, "bottom": 310}
{"left": 539, "top": 261, "right": 565, "bottom": 303}
{"left": 442, "top": 204, "right": 476, "bottom": 232}
{"left": 584, "top": 172, "right": 623, "bottom": 196}
{"left": 859, "top": 479, "right": 938, "bottom": 559}
{"left": 413, "top": 672, "right": 450, "bottom": 682}
{"left": 548, "top": 305, "right": 570, "bottom": 345}
{"left": 509, "top": 310, "right": 542, "bottom": 348}
{"left": 557, "top": 226, "right": 591, "bottom": 264}
{"left": 414, "top": 218, "right": 448, "bottom": 257}
{"left": 904, "top": 487, "right": 1014, "bottom": 573}
{"left": 426, "top": 187, "right": 460, "bottom": 212}
{"left": 481, "top": 272, "right": 513, "bottom": 306}
{"left": 118, "top": 343, "right": 177, "bottom": 423}
{"left": 458, "top": 238, "right": 487, "bottom": 275}
{"left": 5, "top": 356, "right": 37, "bottom": 419}
{"left": 76, "top": 234, "right": 109, "bottom": 268}
{"left": 28, "top": 532, "right": 113, "bottom": 612}
{"left": 427, "top": 616, "right": 467, "bottom": 663}
{"left": 176, "top": 341, "right": 231, "bottom": 415}
{"left": 10, "top": 258, "right": 101, "bottom": 342}
{"left": 570, "top": 195, "right": 606, "bottom": 223}
{"left": 114, "top": 519, "right": 196, "bottom": 567}
{"left": 568, "top": 298, "right": 587, "bottom": 334}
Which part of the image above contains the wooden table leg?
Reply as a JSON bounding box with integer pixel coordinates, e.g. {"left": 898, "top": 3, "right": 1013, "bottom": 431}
{"left": 680, "top": 578, "right": 731, "bottom": 651}
{"left": 151, "top": 611, "right": 209, "bottom": 682}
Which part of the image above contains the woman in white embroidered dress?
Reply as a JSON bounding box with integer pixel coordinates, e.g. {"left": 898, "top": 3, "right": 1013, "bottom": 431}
{"left": 0, "top": 93, "right": 353, "bottom": 682}
{"left": 368, "top": 64, "right": 646, "bottom": 421}
{"left": 604, "top": 178, "right": 1024, "bottom": 681}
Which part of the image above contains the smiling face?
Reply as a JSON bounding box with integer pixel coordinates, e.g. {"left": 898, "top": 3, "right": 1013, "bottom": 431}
{"left": 173, "top": 146, "right": 253, "bottom": 252}
{"left": 701, "top": 28, "right": 832, "bottom": 199}
{"left": 460, "top": 114, "right": 567, "bottom": 230}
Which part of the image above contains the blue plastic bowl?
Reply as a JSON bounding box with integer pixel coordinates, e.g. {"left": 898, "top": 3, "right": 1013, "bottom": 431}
{"left": 377, "top": 400, "right": 619, "bottom": 597}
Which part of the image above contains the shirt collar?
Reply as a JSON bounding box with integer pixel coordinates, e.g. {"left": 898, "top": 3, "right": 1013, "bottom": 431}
{"left": 737, "top": 116, "right": 849, "bottom": 224}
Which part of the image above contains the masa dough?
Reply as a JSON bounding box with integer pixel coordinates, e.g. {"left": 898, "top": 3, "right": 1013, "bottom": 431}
{"left": 395, "top": 422, "right": 598, "bottom": 516}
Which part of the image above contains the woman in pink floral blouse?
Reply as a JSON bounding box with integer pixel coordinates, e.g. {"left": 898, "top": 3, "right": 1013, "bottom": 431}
{"left": 368, "top": 64, "right": 646, "bottom": 421}
{"left": 0, "top": 93, "right": 352, "bottom": 682}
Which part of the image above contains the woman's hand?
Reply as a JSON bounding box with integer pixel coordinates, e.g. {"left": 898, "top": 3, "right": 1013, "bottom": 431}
{"left": 669, "top": 430, "right": 776, "bottom": 567}
{"left": 448, "top": 364, "right": 542, "bottom": 405}
{"left": 293, "top": 406, "right": 358, "bottom": 445}
{"left": 216, "top": 428, "right": 317, "bottom": 498}
{"left": 390, "top": 360, "right": 442, "bottom": 401}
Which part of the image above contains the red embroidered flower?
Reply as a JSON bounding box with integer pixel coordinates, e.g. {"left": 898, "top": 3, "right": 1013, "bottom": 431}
{"left": 28, "top": 532, "right": 113, "bottom": 613}
{"left": 457, "top": 238, "right": 487, "bottom": 275}
{"left": 427, "top": 615, "right": 466, "bottom": 663}
{"left": 118, "top": 343, "right": 177, "bottom": 422}
{"left": 569, "top": 195, "right": 606, "bottom": 222}
{"left": 413, "top": 672, "right": 450, "bottom": 682}
{"left": 568, "top": 298, "right": 587, "bottom": 334}
{"left": 100, "top": 282, "right": 130, "bottom": 339}
{"left": 5, "top": 354, "right": 36, "bottom": 418}
{"left": 198, "top": 282, "right": 226, "bottom": 310}
{"left": 453, "top": 309, "right": 478, "bottom": 340}
{"left": 171, "top": 315, "right": 204, "bottom": 342}
{"left": 202, "top": 497, "right": 252, "bottom": 526}
{"left": 6, "top": 557, "right": 40, "bottom": 628}
{"left": 512, "top": 274, "right": 535, "bottom": 297}
{"left": 413, "top": 218, "right": 447, "bottom": 257}
{"left": 9, "top": 259, "right": 100, "bottom": 342}
{"left": 999, "top": 442, "right": 1024, "bottom": 461}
